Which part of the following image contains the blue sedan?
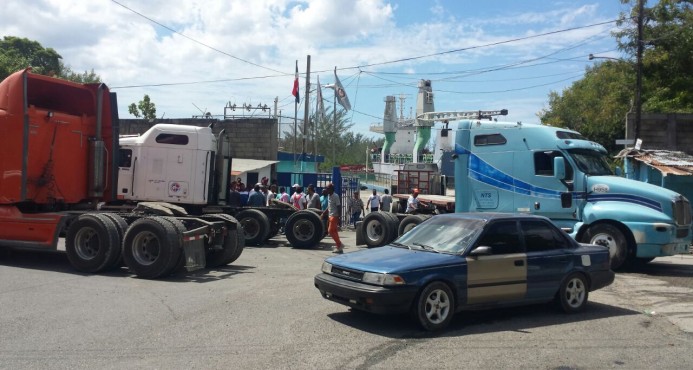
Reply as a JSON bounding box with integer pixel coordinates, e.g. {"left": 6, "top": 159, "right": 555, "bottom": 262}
{"left": 314, "top": 213, "right": 614, "bottom": 331}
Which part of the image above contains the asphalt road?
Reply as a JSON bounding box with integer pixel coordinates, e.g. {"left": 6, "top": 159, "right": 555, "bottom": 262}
{"left": 1, "top": 231, "right": 693, "bottom": 369}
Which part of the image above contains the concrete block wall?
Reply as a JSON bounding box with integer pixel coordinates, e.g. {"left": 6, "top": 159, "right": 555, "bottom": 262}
{"left": 119, "top": 117, "right": 278, "bottom": 160}
{"left": 626, "top": 113, "right": 693, "bottom": 155}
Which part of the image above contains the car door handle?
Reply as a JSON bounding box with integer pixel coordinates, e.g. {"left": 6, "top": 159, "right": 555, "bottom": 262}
{"left": 514, "top": 260, "right": 524, "bottom": 267}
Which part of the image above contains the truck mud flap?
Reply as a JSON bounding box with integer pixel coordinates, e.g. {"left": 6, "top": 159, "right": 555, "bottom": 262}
{"left": 182, "top": 226, "right": 209, "bottom": 272}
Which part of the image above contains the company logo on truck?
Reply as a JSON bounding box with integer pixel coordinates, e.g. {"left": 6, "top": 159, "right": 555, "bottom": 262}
{"left": 591, "top": 184, "right": 609, "bottom": 193}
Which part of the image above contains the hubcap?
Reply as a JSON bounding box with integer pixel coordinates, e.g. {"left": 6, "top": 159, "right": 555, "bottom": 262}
{"left": 292, "top": 219, "right": 315, "bottom": 241}
{"left": 132, "top": 231, "right": 160, "bottom": 266}
{"left": 564, "top": 277, "right": 586, "bottom": 308}
{"left": 74, "top": 227, "right": 100, "bottom": 260}
{"left": 241, "top": 218, "right": 260, "bottom": 239}
{"left": 366, "top": 220, "right": 383, "bottom": 241}
{"left": 591, "top": 233, "right": 617, "bottom": 259}
{"left": 424, "top": 289, "right": 450, "bottom": 324}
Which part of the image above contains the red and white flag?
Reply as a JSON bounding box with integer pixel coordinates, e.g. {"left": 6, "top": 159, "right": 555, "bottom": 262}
{"left": 292, "top": 61, "right": 299, "bottom": 104}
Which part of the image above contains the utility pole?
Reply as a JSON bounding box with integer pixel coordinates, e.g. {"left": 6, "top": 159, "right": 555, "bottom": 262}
{"left": 634, "top": 0, "right": 644, "bottom": 141}
{"left": 302, "top": 55, "right": 311, "bottom": 163}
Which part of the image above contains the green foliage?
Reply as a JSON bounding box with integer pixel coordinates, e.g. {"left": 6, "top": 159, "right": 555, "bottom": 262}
{"left": 0, "top": 36, "right": 101, "bottom": 83}
{"left": 280, "top": 107, "right": 382, "bottom": 171}
{"left": 128, "top": 95, "right": 157, "bottom": 120}
{"left": 540, "top": 62, "right": 633, "bottom": 153}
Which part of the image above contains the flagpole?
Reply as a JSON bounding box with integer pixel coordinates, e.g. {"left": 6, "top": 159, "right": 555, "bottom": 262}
{"left": 301, "top": 55, "right": 311, "bottom": 173}
{"left": 292, "top": 60, "right": 298, "bottom": 167}
{"left": 333, "top": 66, "right": 337, "bottom": 169}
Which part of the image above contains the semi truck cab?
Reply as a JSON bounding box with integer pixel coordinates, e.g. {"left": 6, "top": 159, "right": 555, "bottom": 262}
{"left": 453, "top": 119, "right": 692, "bottom": 268}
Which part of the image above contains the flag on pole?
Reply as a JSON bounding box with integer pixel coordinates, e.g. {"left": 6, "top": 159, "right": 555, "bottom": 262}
{"left": 292, "top": 61, "right": 300, "bottom": 103}
{"left": 316, "top": 75, "right": 325, "bottom": 121}
{"left": 334, "top": 68, "right": 351, "bottom": 111}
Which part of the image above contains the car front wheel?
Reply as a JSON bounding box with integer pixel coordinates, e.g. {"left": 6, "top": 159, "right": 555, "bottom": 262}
{"left": 413, "top": 282, "right": 454, "bottom": 331}
{"left": 557, "top": 273, "right": 589, "bottom": 313}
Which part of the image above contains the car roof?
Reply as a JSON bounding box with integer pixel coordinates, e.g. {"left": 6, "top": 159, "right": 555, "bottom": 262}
{"left": 432, "top": 212, "right": 550, "bottom": 223}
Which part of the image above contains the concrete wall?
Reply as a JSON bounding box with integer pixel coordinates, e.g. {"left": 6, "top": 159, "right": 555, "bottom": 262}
{"left": 119, "top": 117, "right": 278, "bottom": 160}
{"left": 626, "top": 113, "right": 693, "bottom": 155}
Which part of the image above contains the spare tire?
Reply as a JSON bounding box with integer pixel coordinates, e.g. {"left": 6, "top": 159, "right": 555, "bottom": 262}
{"left": 236, "top": 209, "right": 270, "bottom": 246}
{"left": 285, "top": 210, "right": 324, "bottom": 248}
{"left": 362, "top": 212, "right": 396, "bottom": 248}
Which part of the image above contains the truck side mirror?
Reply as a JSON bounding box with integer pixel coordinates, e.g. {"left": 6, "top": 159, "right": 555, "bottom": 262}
{"left": 553, "top": 157, "right": 566, "bottom": 180}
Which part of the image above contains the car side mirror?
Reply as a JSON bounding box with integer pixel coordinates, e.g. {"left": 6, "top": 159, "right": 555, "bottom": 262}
{"left": 469, "top": 246, "right": 492, "bottom": 256}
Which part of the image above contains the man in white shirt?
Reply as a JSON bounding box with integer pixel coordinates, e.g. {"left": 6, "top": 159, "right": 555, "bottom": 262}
{"left": 380, "top": 189, "right": 393, "bottom": 212}
{"left": 406, "top": 188, "right": 420, "bottom": 213}
{"left": 367, "top": 189, "right": 381, "bottom": 213}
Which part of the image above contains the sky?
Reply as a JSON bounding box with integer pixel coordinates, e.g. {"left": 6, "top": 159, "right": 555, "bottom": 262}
{"left": 0, "top": 0, "right": 632, "bottom": 140}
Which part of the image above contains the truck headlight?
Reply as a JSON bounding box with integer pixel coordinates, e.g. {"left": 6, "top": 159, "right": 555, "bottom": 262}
{"left": 321, "top": 261, "right": 333, "bottom": 274}
{"left": 362, "top": 272, "right": 405, "bottom": 286}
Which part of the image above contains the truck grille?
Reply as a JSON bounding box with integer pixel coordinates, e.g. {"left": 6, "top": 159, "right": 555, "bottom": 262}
{"left": 673, "top": 197, "right": 691, "bottom": 238}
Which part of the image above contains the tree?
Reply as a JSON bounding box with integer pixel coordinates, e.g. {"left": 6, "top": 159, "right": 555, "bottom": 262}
{"left": 540, "top": 62, "right": 632, "bottom": 153}
{"left": 0, "top": 36, "right": 101, "bottom": 83}
{"left": 614, "top": 0, "right": 693, "bottom": 112}
{"left": 128, "top": 95, "right": 157, "bottom": 120}
{"left": 279, "top": 107, "right": 381, "bottom": 171}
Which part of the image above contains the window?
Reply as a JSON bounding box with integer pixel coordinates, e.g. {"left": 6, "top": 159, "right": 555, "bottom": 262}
{"left": 533, "top": 151, "right": 573, "bottom": 180}
{"left": 155, "top": 133, "right": 189, "bottom": 145}
{"left": 119, "top": 149, "right": 132, "bottom": 168}
{"left": 556, "top": 131, "right": 586, "bottom": 140}
{"left": 474, "top": 134, "right": 506, "bottom": 146}
{"left": 477, "top": 221, "right": 523, "bottom": 254}
{"left": 521, "top": 220, "right": 569, "bottom": 252}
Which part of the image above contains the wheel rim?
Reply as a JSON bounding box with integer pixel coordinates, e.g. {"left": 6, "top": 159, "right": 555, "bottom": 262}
{"left": 402, "top": 223, "right": 417, "bottom": 234}
{"left": 74, "top": 226, "right": 100, "bottom": 261}
{"left": 424, "top": 289, "right": 450, "bottom": 324}
{"left": 291, "top": 219, "right": 315, "bottom": 242}
{"left": 365, "top": 220, "right": 383, "bottom": 241}
{"left": 564, "top": 277, "right": 586, "bottom": 309}
{"left": 590, "top": 232, "right": 618, "bottom": 260}
{"left": 241, "top": 218, "right": 260, "bottom": 239}
{"left": 132, "top": 231, "right": 160, "bottom": 266}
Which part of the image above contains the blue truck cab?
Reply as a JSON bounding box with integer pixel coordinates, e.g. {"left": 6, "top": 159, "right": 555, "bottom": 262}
{"left": 453, "top": 119, "right": 692, "bottom": 269}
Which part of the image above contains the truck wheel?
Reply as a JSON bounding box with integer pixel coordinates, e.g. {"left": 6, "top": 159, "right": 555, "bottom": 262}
{"left": 362, "top": 212, "right": 396, "bottom": 248}
{"left": 397, "top": 215, "right": 428, "bottom": 236}
{"left": 237, "top": 209, "right": 270, "bottom": 246}
{"left": 122, "top": 217, "right": 182, "bottom": 279}
{"left": 159, "top": 217, "right": 188, "bottom": 273}
{"left": 582, "top": 224, "right": 628, "bottom": 269}
{"left": 285, "top": 210, "right": 324, "bottom": 248}
{"left": 556, "top": 273, "right": 588, "bottom": 313}
{"left": 100, "top": 213, "right": 128, "bottom": 269}
{"left": 412, "top": 282, "right": 455, "bottom": 331}
{"left": 204, "top": 214, "right": 245, "bottom": 267}
{"left": 66, "top": 213, "right": 121, "bottom": 273}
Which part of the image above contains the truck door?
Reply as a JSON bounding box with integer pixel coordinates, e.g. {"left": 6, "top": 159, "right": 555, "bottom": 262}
{"left": 516, "top": 150, "right": 575, "bottom": 223}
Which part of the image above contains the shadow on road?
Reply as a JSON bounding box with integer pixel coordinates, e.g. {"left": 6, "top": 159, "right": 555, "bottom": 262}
{"left": 327, "top": 301, "right": 639, "bottom": 339}
{"left": 621, "top": 261, "right": 693, "bottom": 278}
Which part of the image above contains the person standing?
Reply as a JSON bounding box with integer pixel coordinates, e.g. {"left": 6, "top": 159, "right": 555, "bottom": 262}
{"left": 367, "top": 189, "right": 381, "bottom": 213}
{"left": 247, "top": 184, "right": 265, "bottom": 207}
{"left": 322, "top": 183, "right": 344, "bottom": 254}
{"left": 228, "top": 183, "right": 242, "bottom": 207}
{"left": 291, "top": 185, "right": 306, "bottom": 210}
{"left": 305, "top": 184, "right": 321, "bottom": 209}
{"left": 406, "top": 188, "right": 420, "bottom": 213}
{"left": 381, "top": 189, "right": 393, "bottom": 212}
{"left": 266, "top": 184, "right": 277, "bottom": 206}
{"left": 348, "top": 191, "right": 364, "bottom": 227}
{"left": 278, "top": 187, "right": 290, "bottom": 203}
{"left": 319, "top": 188, "right": 329, "bottom": 211}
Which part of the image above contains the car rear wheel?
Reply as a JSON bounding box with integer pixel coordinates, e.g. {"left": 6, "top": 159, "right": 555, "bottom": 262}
{"left": 557, "top": 273, "right": 588, "bottom": 313}
{"left": 413, "top": 282, "right": 454, "bottom": 331}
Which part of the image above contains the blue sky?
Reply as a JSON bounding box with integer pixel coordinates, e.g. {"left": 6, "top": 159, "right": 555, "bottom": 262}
{"left": 1, "top": 0, "right": 632, "bottom": 142}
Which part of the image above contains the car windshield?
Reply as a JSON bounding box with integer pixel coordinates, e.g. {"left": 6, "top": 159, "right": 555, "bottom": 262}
{"left": 394, "top": 217, "right": 485, "bottom": 254}
{"left": 568, "top": 149, "right": 612, "bottom": 176}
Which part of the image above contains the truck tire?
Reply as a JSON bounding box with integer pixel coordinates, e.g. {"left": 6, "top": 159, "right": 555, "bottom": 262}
{"left": 204, "top": 214, "right": 245, "bottom": 267}
{"left": 582, "top": 223, "right": 628, "bottom": 270}
{"left": 237, "top": 209, "right": 270, "bottom": 246}
{"left": 122, "top": 217, "right": 182, "bottom": 279}
{"left": 65, "top": 213, "right": 121, "bottom": 273}
{"left": 362, "top": 212, "right": 397, "bottom": 248}
{"left": 100, "top": 213, "right": 128, "bottom": 269}
{"left": 285, "top": 210, "right": 324, "bottom": 248}
{"left": 397, "top": 215, "right": 429, "bottom": 236}
{"left": 159, "top": 217, "right": 188, "bottom": 273}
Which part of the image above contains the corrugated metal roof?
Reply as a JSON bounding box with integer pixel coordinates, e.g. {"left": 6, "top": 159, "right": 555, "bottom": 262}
{"left": 616, "top": 149, "right": 693, "bottom": 176}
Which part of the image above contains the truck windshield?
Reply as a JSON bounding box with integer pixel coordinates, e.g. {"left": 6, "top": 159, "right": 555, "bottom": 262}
{"left": 568, "top": 149, "right": 612, "bottom": 176}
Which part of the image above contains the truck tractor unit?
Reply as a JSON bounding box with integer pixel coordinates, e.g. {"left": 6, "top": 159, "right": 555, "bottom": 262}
{"left": 358, "top": 110, "right": 692, "bottom": 269}
{"left": 0, "top": 69, "right": 245, "bottom": 278}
